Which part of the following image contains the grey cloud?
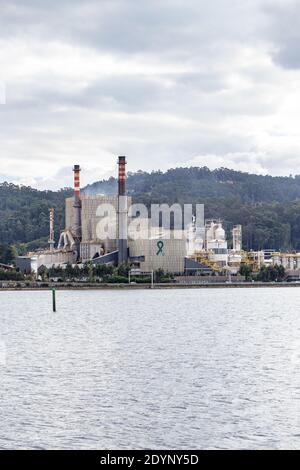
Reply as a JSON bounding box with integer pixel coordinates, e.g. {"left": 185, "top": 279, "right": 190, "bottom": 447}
{"left": 262, "top": 1, "right": 300, "bottom": 69}
{"left": 5, "top": 68, "right": 274, "bottom": 120}
{"left": 0, "top": 0, "right": 299, "bottom": 188}
{"left": 1, "top": 0, "right": 262, "bottom": 57}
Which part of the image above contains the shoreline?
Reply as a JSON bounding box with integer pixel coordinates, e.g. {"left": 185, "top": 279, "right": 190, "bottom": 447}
{"left": 1, "top": 282, "right": 300, "bottom": 291}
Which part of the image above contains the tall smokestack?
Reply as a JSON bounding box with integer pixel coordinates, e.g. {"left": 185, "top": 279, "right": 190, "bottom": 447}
{"left": 49, "top": 208, "right": 55, "bottom": 252}
{"left": 73, "top": 164, "right": 81, "bottom": 199}
{"left": 118, "top": 156, "right": 126, "bottom": 196}
{"left": 73, "top": 164, "right": 82, "bottom": 260}
{"left": 117, "top": 156, "right": 128, "bottom": 264}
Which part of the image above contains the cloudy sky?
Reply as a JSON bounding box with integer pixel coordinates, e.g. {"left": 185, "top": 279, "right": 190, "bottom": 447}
{"left": 0, "top": 0, "right": 300, "bottom": 189}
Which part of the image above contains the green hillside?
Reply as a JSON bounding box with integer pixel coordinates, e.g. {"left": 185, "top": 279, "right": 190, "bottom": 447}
{"left": 85, "top": 167, "right": 300, "bottom": 252}
{"left": 0, "top": 183, "right": 72, "bottom": 262}
{"left": 85, "top": 167, "right": 300, "bottom": 204}
{"left": 2, "top": 166, "right": 300, "bottom": 264}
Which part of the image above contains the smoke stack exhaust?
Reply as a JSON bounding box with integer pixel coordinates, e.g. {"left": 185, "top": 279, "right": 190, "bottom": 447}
{"left": 49, "top": 208, "right": 55, "bottom": 252}
{"left": 73, "top": 164, "right": 82, "bottom": 260}
{"left": 117, "top": 156, "right": 128, "bottom": 264}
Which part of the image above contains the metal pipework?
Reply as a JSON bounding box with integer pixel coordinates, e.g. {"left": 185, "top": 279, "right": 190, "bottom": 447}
{"left": 117, "top": 156, "right": 128, "bottom": 264}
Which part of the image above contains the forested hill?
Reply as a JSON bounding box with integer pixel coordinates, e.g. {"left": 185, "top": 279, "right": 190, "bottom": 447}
{"left": 84, "top": 167, "right": 300, "bottom": 204}
{"left": 0, "top": 183, "right": 72, "bottom": 261}
{"left": 84, "top": 167, "right": 300, "bottom": 252}
{"left": 2, "top": 167, "right": 300, "bottom": 263}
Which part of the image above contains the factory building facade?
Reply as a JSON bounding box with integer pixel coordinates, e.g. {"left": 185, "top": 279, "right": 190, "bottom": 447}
{"left": 61, "top": 158, "right": 193, "bottom": 274}
{"left": 65, "top": 194, "right": 132, "bottom": 262}
{"left": 129, "top": 235, "right": 187, "bottom": 274}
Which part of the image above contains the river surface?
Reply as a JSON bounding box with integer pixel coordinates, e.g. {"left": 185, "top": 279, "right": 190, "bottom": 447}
{"left": 0, "top": 288, "right": 299, "bottom": 449}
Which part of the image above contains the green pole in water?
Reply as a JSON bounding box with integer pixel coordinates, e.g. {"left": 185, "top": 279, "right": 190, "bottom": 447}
{"left": 52, "top": 288, "right": 56, "bottom": 312}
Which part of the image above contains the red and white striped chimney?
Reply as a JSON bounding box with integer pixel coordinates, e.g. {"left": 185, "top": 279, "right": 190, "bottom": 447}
{"left": 117, "top": 156, "right": 128, "bottom": 264}
{"left": 118, "top": 156, "right": 126, "bottom": 196}
{"left": 73, "top": 164, "right": 81, "bottom": 200}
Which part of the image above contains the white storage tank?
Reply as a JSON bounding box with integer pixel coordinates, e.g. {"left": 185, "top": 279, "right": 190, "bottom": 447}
{"left": 215, "top": 223, "right": 225, "bottom": 241}
{"left": 206, "top": 222, "right": 215, "bottom": 243}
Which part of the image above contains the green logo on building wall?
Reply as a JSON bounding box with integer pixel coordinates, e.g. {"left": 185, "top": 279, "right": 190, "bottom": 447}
{"left": 156, "top": 240, "right": 164, "bottom": 256}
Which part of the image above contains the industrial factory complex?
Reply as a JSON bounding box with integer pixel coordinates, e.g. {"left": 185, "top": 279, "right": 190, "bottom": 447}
{"left": 15, "top": 157, "right": 300, "bottom": 281}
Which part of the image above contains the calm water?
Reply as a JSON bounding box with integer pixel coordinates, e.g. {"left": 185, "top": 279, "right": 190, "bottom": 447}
{"left": 0, "top": 288, "right": 299, "bottom": 449}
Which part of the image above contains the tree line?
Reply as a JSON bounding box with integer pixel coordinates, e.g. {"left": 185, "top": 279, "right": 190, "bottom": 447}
{"left": 39, "top": 263, "right": 173, "bottom": 284}
{"left": 240, "top": 264, "right": 286, "bottom": 282}
{"left": 3, "top": 167, "right": 300, "bottom": 256}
